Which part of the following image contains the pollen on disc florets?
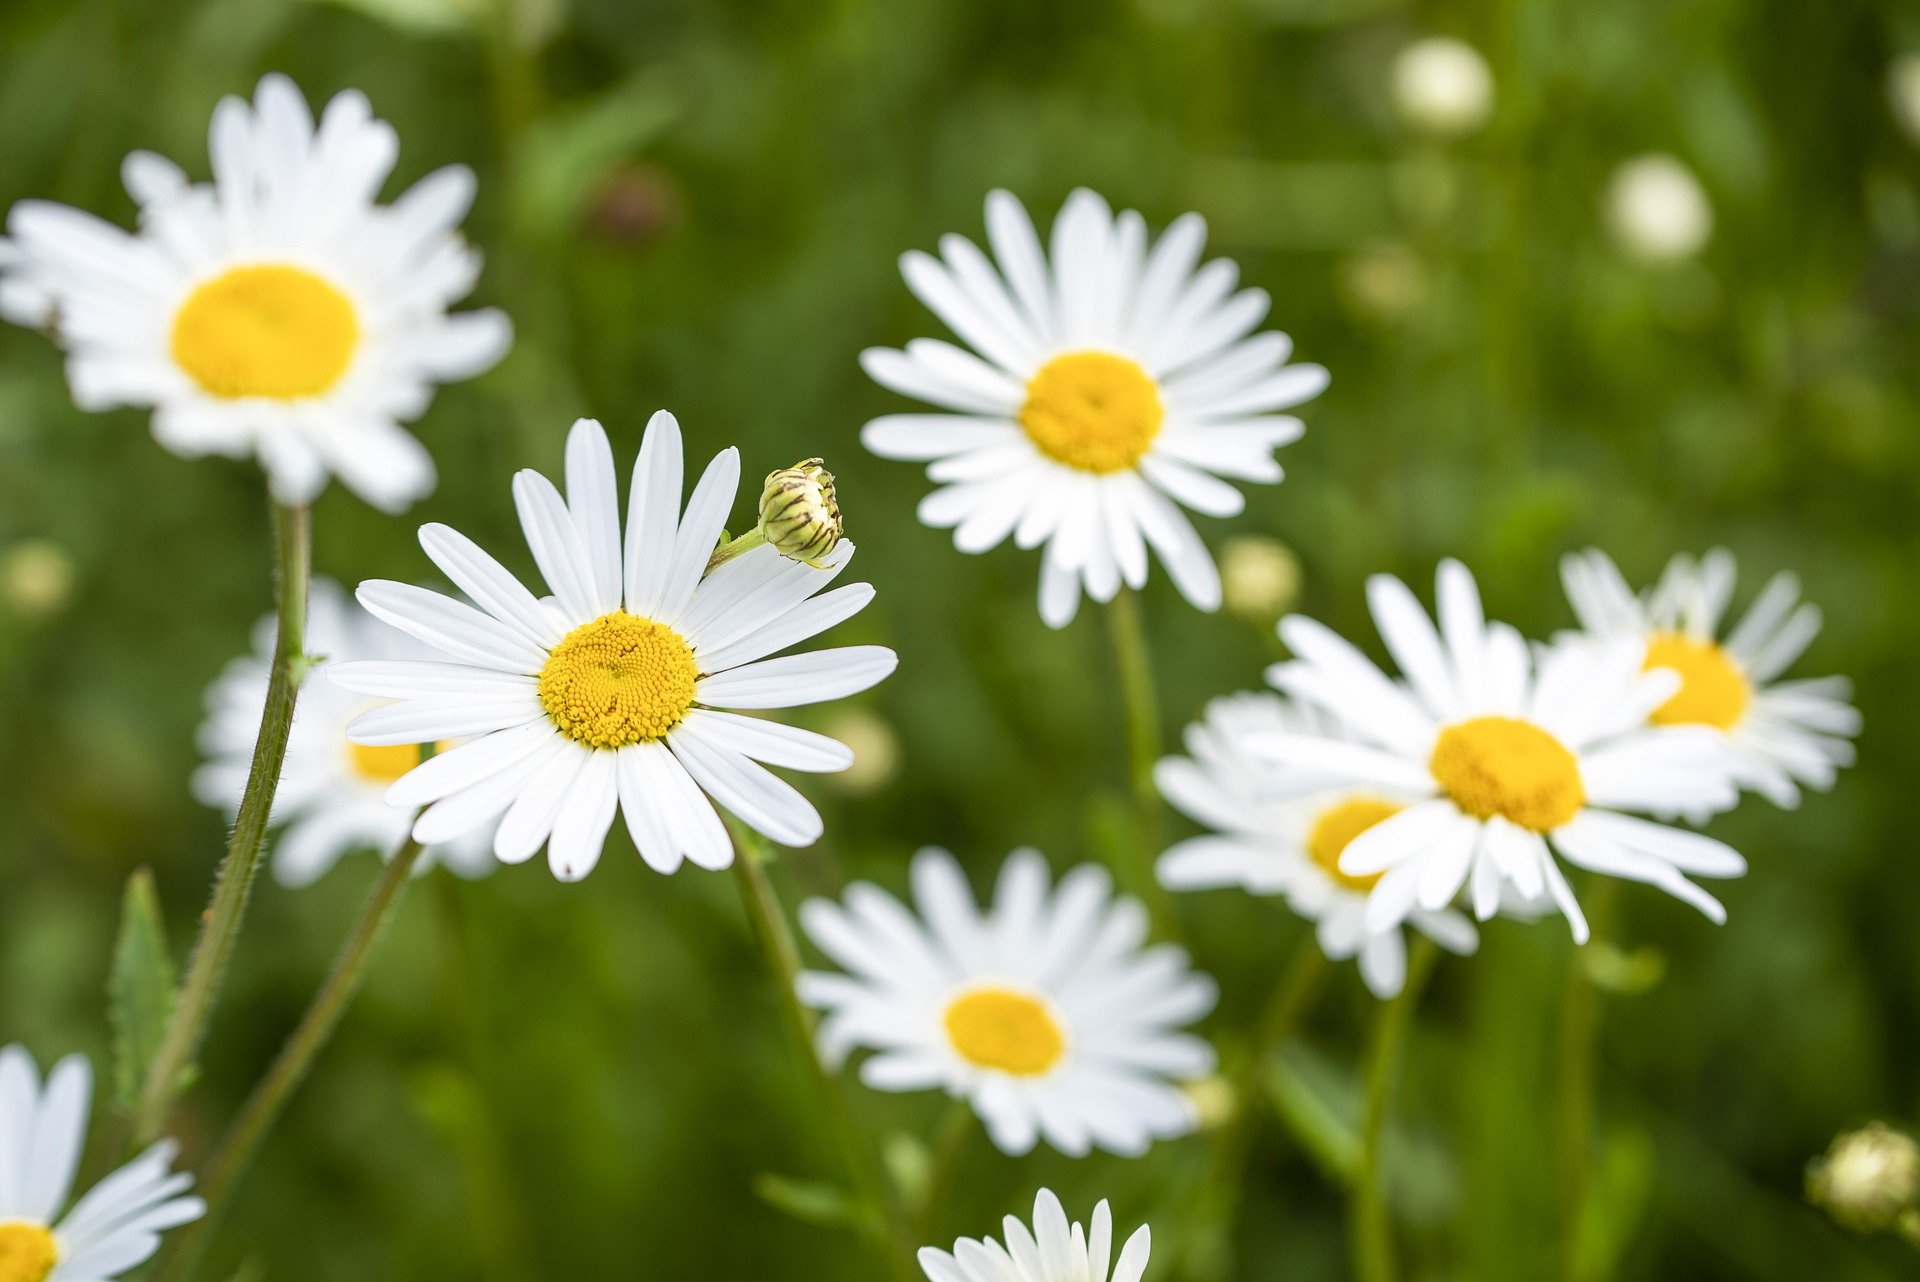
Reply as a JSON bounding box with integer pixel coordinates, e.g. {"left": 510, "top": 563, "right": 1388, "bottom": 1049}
{"left": 538, "top": 611, "right": 699, "bottom": 749}
{"left": 759, "top": 459, "right": 843, "bottom": 566}
{"left": 1429, "top": 715, "right": 1586, "bottom": 833}
{"left": 1643, "top": 632, "right": 1751, "bottom": 730}
{"left": 1307, "top": 797, "right": 1403, "bottom": 892}
{"left": 0, "top": 1221, "right": 59, "bottom": 1282}
{"left": 170, "top": 263, "right": 360, "bottom": 400}
{"left": 943, "top": 984, "right": 1069, "bottom": 1077}
{"left": 1018, "top": 350, "right": 1164, "bottom": 474}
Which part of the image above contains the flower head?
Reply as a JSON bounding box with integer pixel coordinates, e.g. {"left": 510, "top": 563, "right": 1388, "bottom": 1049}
{"left": 0, "top": 1046, "right": 204, "bottom": 1282}
{"left": 918, "top": 1190, "right": 1150, "bottom": 1282}
{"left": 332, "top": 414, "right": 895, "bottom": 881}
{"left": 759, "top": 459, "right": 843, "bottom": 567}
{"left": 799, "top": 848, "right": 1216, "bottom": 1157}
{"left": 861, "top": 188, "right": 1328, "bottom": 628}
{"left": 1807, "top": 1123, "right": 1920, "bottom": 1235}
{"left": 0, "top": 74, "right": 510, "bottom": 510}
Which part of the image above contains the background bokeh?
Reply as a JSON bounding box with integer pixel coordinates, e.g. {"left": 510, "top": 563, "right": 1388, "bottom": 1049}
{"left": 2, "top": 0, "right": 1918, "bottom": 1278}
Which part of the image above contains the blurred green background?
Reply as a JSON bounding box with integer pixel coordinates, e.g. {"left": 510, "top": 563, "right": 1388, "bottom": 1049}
{"left": 2, "top": 0, "right": 1918, "bottom": 1278}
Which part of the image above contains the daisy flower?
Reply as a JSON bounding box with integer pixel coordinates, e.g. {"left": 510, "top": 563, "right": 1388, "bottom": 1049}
{"left": 192, "top": 578, "right": 495, "bottom": 887}
{"left": 331, "top": 414, "right": 895, "bottom": 881}
{"left": 1156, "top": 692, "right": 1477, "bottom": 998}
{"left": 1250, "top": 560, "right": 1748, "bottom": 942}
{"left": 918, "top": 1189, "right": 1150, "bottom": 1282}
{"left": 797, "top": 847, "right": 1217, "bottom": 1158}
{"left": 860, "top": 188, "right": 1328, "bottom": 628}
{"left": 0, "top": 73, "right": 510, "bottom": 511}
{"left": 0, "top": 1046, "right": 204, "bottom": 1282}
{"left": 1561, "top": 547, "right": 1860, "bottom": 808}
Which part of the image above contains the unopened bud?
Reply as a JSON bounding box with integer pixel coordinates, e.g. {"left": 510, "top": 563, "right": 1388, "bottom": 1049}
{"left": 2, "top": 539, "right": 76, "bottom": 620}
{"left": 760, "top": 459, "right": 842, "bottom": 567}
{"left": 1807, "top": 1122, "right": 1920, "bottom": 1234}
{"left": 1220, "top": 535, "right": 1302, "bottom": 623}
{"left": 1392, "top": 37, "right": 1494, "bottom": 137}
{"left": 822, "top": 708, "right": 900, "bottom": 796}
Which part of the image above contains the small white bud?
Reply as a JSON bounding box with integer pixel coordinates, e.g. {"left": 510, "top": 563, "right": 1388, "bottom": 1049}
{"left": 1807, "top": 1122, "right": 1920, "bottom": 1234}
{"left": 1605, "top": 154, "right": 1713, "bottom": 262}
{"left": 1392, "top": 38, "right": 1494, "bottom": 137}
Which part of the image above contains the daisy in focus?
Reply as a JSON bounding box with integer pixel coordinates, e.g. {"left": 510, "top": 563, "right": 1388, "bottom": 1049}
{"left": 1251, "top": 560, "right": 1748, "bottom": 942}
{"left": 1562, "top": 547, "right": 1860, "bottom": 807}
{"left": 0, "top": 74, "right": 510, "bottom": 511}
{"left": 1156, "top": 692, "right": 1477, "bottom": 998}
{"left": 193, "top": 578, "right": 495, "bottom": 887}
{"left": 918, "top": 1189, "right": 1150, "bottom": 1282}
{"left": 797, "top": 847, "right": 1217, "bottom": 1158}
{"left": 861, "top": 188, "right": 1329, "bottom": 628}
{"left": 332, "top": 414, "right": 895, "bottom": 880}
{"left": 0, "top": 1046, "right": 204, "bottom": 1282}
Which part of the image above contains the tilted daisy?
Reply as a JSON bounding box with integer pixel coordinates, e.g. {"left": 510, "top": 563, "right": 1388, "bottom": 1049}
{"left": 918, "top": 1189, "right": 1150, "bottom": 1282}
{"left": 1156, "top": 692, "right": 1476, "bottom": 998}
{"left": 1561, "top": 547, "right": 1860, "bottom": 808}
{"left": 797, "top": 847, "right": 1217, "bottom": 1158}
{"left": 861, "top": 188, "right": 1329, "bottom": 628}
{"left": 0, "top": 1046, "right": 204, "bottom": 1282}
{"left": 192, "top": 578, "right": 495, "bottom": 887}
{"left": 0, "top": 73, "right": 510, "bottom": 510}
{"left": 331, "top": 414, "right": 895, "bottom": 881}
{"left": 1250, "top": 560, "right": 1748, "bottom": 942}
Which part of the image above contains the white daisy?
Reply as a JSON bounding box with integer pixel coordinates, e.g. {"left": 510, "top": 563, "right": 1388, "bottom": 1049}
{"left": 1249, "top": 560, "right": 1748, "bottom": 942}
{"left": 1561, "top": 547, "right": 1860, "bottom": 808}
{"left": 918, "top": 1189, "right": 1150, "bottom": 1282}
{"left": 330, "top": 413, "right": 896, "bottom": 881}
{"left": 192, "top": 578, "right": 495, "bottom": 887}
{"left": 797, "top": 847, "right": 1217, "bottom": 1158}
{"left": 1156, "top": 692, "right": 1477, "bottom": 998}
{"left": 0, "top": 1046, "right": 204, "bottom": 1282}
{"left": 0, "top": 73, "right": 510, "bottom": 511}
{"left": 860, "top": 188, "right": 1329, "bottom": 628}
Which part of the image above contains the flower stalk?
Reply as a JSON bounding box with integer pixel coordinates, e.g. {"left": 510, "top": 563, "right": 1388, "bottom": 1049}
{"left": 1555, "top": 878, "right": 1621, "bottom": 1282}
{"left": 130, "top": 499, "right": 312, "bottom": 1149}
{"left": 1103, "top": 587, "right": 1179, "bottom": 935}
{"left": 1351, "top": 937, "right": 1440, "bottom": 1282}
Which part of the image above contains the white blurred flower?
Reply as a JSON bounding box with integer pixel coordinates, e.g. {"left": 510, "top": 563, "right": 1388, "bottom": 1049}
{"left": 1891, "top": 54, "right": 1920, "bottom": 145}
{"left": 1606, "top": 155, "right": 1713, "bottom": 262}
{"left": 1391, "top": 38, "right": 1494, "bottom": 137}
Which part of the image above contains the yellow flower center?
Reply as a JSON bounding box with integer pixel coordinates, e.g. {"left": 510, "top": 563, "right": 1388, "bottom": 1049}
{"left": 170, "top": 264, "right": 360, "bottom": 400}
{"left": 537, "top": 611, "right": 698, "bottom": 749}
{"left": 346, "top": 739, "right": 453, "bottom": 784}
{"left": 1643, "top": 632, "right": 1751, "bottom": 730}
{"left": 1305, "top": 797, "right": 1403, "bottom": 892}
{"left": 943, "top": 985, "right": 1068, "bottom": 1077}
{"left": 1018, "top": 351, "right": 1164, "bottom": 473}
{"left": 0, "top": 1222, "right": 58, "bottom": 1282}
{"left": 1429, "top": 716, "right": 1585, "bottom": 833}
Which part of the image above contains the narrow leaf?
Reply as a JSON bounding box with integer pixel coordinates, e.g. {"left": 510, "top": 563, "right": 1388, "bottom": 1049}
{"left": 108, "top": 868, "right": 178, "bottom": 1113}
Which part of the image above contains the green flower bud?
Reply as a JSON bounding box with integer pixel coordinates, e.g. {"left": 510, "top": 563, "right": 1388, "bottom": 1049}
{"left": 759, "top": 459, "right": 842, "bottom": 567}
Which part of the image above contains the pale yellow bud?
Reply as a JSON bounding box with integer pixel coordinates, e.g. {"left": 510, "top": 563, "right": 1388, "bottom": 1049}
{"left": 1807, "top": 1122, "right": 1920, "bottom": 1234}
{"left": 759, "top": 459, "right": 842, "bottom": 567}
{"left": 1220, "top": 535, "right": 1302, "bottom": 623}
{"left": 2, "top": 539, "right": 76, "bottom": 620}
{"left": 1183, "top": 1075, "right": 1237, "bottom": 1131}
{"left": 821, "top": 708, "right": 899, "bottom": 796}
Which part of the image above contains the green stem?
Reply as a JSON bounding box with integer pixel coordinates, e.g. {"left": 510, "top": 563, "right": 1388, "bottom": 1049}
{"left": 707, "top": 527, "right": 768, "bottom": 572}
{"left": 1352, "top": 937, "right": 1440, "bottom": 1282}
{"left": 1102, "top": 588, "right": 1178, "bottom": 936}
{"left": 154, "top": 837, "right": 427, "bottom": 1282}
{"left": 913, "top": 1099, "right": 975, "bottom": 1242}
{"left": 1556, "top": 878, "right": 1622, "bottom": 1282}
{"left": 727, "top": 821, "right": 916, "bottom": 1282}
{"left": 130, "top": 500, "right": 311, "bottom": 1149}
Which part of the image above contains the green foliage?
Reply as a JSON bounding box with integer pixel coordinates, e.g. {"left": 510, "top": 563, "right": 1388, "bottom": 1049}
{"left": 106, "top": 867, "right": 179, "bottom": 1114}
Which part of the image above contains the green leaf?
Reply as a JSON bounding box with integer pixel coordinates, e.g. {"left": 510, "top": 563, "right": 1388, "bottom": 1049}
{"left": 107, "top": 868, "right": 177, "bottom": 1113}
{"left": 513, "top": 72, "right": 681, "bottom": 240}
{"left": 752, "top": 1173, "right": 871, "bottom": 1231}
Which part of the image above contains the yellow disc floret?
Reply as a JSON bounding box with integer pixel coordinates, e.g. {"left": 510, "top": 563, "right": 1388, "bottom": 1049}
{"left": 1306, "top": 797, "right": 1404, "bottom": 892}
{"left": 537, "top": 611, "right": 699, "bottom": 749}
{"left": 1430, "top": 716, "right": 1585, "bottom": 833}
{"left": 1018, "top": 351, "right": 1164, "bottom": 473}
{"left": 943, "top": 985, "right": 1068, "bottom": 1077}
{"left": 1643, "top": 632, "right": 1751, "bottom": 730}
{"left": 0, "top": 1221, "right": 58, "bottom": 1282}
{"left": 346, "top": 738, "right": 453, "bottom": 784}
{"left": 171, "top": 264, "right": 359, "bottom": 400}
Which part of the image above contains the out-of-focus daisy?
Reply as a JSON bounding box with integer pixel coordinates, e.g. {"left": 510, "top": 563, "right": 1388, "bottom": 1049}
{"left": 797, "top": 847, "right": 1217, "bottom": 1158}
{"left": 1250, "top": 560, "right": 1747, "bottom": 942}
{"left": 1157, "top": 692, "right": 1476, "bottom": 998}
{"left": 1604, "top": 154, "right": 1712, "bottom": 262}
{"left": 918, "top": 1189, "right": 1150, "bottom": 1282}
{"left": 0, "top": 74, "right": 510, "bottom": 511}
{"left": 332, "top": 414, "right": 895, "bottom": 881}
{"left": 861, "top": 188, "right": 1328, "bottom": 628}
{"left": 0, "top": 1046, "right": 204, "bottom": 1282}
{"left": 1561, "top": 548, "right": 1859, "bottom": 808}
{"left": 192, "top": 578, "right": 495, "bottom": 887}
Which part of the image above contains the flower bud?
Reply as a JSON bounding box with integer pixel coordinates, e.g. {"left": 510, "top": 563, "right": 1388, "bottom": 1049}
{"left": 1220, "top": 535, "right": 1302, "bottom": 624}
{"left": 759, "top": 459, "right": 842, "bottom": 567}
{"left": 1392, "top": 37, "right": 1494, "bottom": 137}
{"left": 2, "top": 539, "right": 76, "bottom": 620}
{"left": 1605, "top": 154, "right": 1712, "bottom": 262}
{"left": 1807, "top": 1122, "right": 1920, "bottom": 1234}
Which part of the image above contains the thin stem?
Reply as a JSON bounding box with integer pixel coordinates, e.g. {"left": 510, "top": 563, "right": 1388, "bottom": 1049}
{"left": 154, "top": 838, "right": 427, "bottom": 1282}
{"left": 913, "top": 1099, "right": 976, "bottom": 1242}
{"left": 1351, "top": 937, "right": 1440, "bottom": 1282}
{"left": 1102, "top": 588, "right": 1178, "bottom": 935}
{"left": 1556, "top": 878, "right": 1622, "bottom": 1282}
{"left": 131, "top": 500, "right": 311, "bottom": 1149}
{"left": 727, "top": 821, "right": 916, "bottom": 1282}
{"left": 707, "top": 527, "right": 767, "bottom": 572}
